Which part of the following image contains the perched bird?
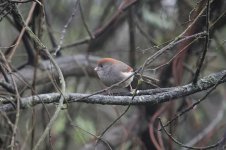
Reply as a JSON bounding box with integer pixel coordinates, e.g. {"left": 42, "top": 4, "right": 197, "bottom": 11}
{"left": 94, "top": 58, "right": 134, "bottom": 89}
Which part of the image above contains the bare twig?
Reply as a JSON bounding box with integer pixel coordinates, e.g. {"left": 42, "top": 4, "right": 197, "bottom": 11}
{"left": 158, "top": 118, "right": 224, "bottom": 150}
{"left": 140, "top": 3, "right": 208, "bottom": 78}
{"left": 193, "top": 0, "right": 210, "bottom": 83}
{"left": 0, "top": 51, "right": 20, "bottom": 150}
{"left": 146, "top": 38, "right": 199, "bottom": 72}
{"left": 140, "top": 31, "right": 206, "bottom": 75}
{"left": 54, "top": 1, "right": 79, "bottom": 55}
{"left": 32, "top": 49, "right": 66, "bottom": 150}
{"left": 128, "top": 7, "right": 136, "bottom": 68}
{"left": 95, "top": 76, "right": 141, "bottom": 148}
{"left": 135, "top": 17, "right": 158, "bottom": 46}
{"left": 55, "top": 0, "right": 138, "bottom": 51}
{"left": 9, "top": 4, "right": 66, "bottom": 150}
{"left": 182, "top": 102, "right": 225, "bottom": 150}
{"left": 161, "top": 73, "right": 226, "bottom": 129}
{"left": 0, "top": 64, "right": 10, "bottom": 83}
{"left": 65, "top": 112, "right": 112, "bottom": 150}
{"left": 78, "top": 0, "right": 94, "bottom": 39}
{"left": 7, "top": 2, "right": 36, "bottom": 62}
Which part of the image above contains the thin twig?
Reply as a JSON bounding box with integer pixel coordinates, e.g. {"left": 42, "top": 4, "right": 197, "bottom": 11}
{"left": 32, "top": 50, "right": 66, "bottom": 150}
{"left": 95, "top": 91, "right": 136, "bottom": 142}
{"left": 54, "top": 1, "right": 79, "bottom": 55}
{"left": 78, "top": 0, "right": 94, "bottom": 39}
{"left": 95, "top": 76, "right": 142, "bottom": 148}
{"left": 158, "top": 118, "right": 224, "bottom": 150}
{"left": 0, "top": 51, "right": 20, "bottom": 150}
{"left": 182, "top": 102, "right": 225, "bottom": 150}
{"left": 0, "top": 64, "right": 10, "bottom": 83}
{"left": 193, "top": 0, "right": 210, "bottom": 83}
{"left": 161, "top": 73, "right": 226, "bottom": 129}
{"left": 54, "top": 0, "right": 138, "bottom": 52}
{"left": 140, "top": 4, "right": 207, "bottom": 78}
{"left": 65, "top": 111, "right": 113, "bottom": 150}
{"left": 135, "top": 17, "right": 157, "bottom": 46}
{"left": 142, "top": 31, "right": 206, "bottom": 71}
{"left": 7, "top": 2, "right": 36, "bottom": 62}
{"left": 9, "top": 3, "right": 67, "bottom": 150}
{"left": 146, "top": 38, "right": 199, "bottom": 72}
{"left": 128, "top": 7, "right": 136, "bottom": 68}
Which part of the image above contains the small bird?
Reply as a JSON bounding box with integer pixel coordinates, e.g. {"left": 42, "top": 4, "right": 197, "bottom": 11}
{"left": 94, "top": 58, "right": 134, "bottom": 89}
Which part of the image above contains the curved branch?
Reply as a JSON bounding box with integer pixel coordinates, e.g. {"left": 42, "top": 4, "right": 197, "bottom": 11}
{"left": 1, "top": 70, "right": 226, "bottom": 112}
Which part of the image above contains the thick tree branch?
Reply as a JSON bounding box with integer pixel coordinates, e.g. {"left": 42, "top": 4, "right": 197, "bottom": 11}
{"left": 1, "top": 69, "right": 226, "bottom": 112}
{"left": 0, "top": 55, "right": 99, "bottom": 92}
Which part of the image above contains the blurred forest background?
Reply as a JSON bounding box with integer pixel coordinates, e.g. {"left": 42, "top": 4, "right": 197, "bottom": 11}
{"left": 0, "top": 0, "right": 226, "bottom": 150}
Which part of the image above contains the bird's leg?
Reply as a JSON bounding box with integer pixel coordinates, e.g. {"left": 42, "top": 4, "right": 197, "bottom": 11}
{"left": 129, "top": 84, "right": 136, "bottom": 94}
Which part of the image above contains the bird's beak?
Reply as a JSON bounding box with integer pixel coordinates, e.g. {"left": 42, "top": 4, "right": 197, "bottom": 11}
{"left": 94, "top": 67, "right": 98, "bottom": 71}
